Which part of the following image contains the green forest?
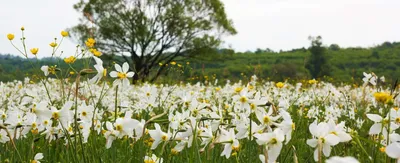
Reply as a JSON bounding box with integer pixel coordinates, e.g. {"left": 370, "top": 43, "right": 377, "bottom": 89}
{"left": 1, "top": 41, "right": 399, "bottom": 84}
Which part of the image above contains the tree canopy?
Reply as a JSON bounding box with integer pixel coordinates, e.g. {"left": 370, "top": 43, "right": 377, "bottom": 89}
{"left": 71, "top": 0, "right": 236, "bottom": 82}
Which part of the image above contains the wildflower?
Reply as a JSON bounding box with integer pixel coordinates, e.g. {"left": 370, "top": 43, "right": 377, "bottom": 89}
{"left": 61, "top": 31, "right": 68, "bottom": 37}
{"left": 218, "top": 128, "right": 239, "bottom": 159}
{"left": 49, "top": 42, "right": 57, "bottom": 48}
{"left": 30, "top": 48, "right": 39, "bottom": 55}
{"left": 170, "top": 61, "right": 176, "bottom": 65}
{"left": 0, "top": 129, "right": 10, "bottom": 143}
{"left": 109, "top": 62, "right": 134, "bottom": 88}
{"left": 64, "top": 56, "right": 76, "bottom": 64}
{"left": 85, "top": 38, "right": 96, "bottom": 48}
{"left": 31, "top": 153, "right": 44, "bottom": 163}
{"left": 276, "top": 82, "right": 284, "bottom": 88}
{"left": 41, "top": 66, "right": 49, "bottom": 76}
{"left": 373, "top": 92, "right": 392, "bottom": 104}
{"left": 386, "top": 133, "right": 400, "bottom": 160}
{"left": 366, "top": 114, "right": 399, "bottom": 135}
{"left": 362, "top": 72, "right": 377, "bottom": 86}
{"left": 306, "top": 121, "right": 340, "bottom": 162}
{"left": 7, "top": 34, "right": 14, "bottom": 40}
{"left": 326, "top": 156, "right": 359, "bottom": 163}
{"left": 308, "top": 79, "right": 317, "bottom": 84}
{"left": 148, "top": 123, "right": 170, "bottom": 149}
{"left": 89, "top": 56, "right": 106, "bottom": 84}
{"left": 144, "top": 154, "right": 163, "bottom": 163}
{"left": 254, "top": 128, "right": 285, "bottom": 162}
{"left": 90, "top": 48, "right": 102, "bottom": 57}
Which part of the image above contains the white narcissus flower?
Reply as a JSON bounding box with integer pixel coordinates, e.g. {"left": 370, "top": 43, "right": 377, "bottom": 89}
{"left": 89, "top": 56, "right": 106, "bottom": 84}
{"left": 327, "top": 120, "right": 352, "bottom": 142}
{"left": 218, "top": 128, "right": 239, "bottom": 159}
{"left": 109, "top": 62, "right": 134, "bottom": 88}
{"left": 254, "top": 128, "right": 285, "bottom": 163}
{"left": 306, "top": 121, "right": 340, "bottom": 162}
{"left": 144, "top": 154, "right": 163, "bottom": 163}
{"left": 149, "top": 123, "right": 170, "bottom": 150}
{"left": 0, "top": 129, "right": 10, "bottom": 143}
{"left": 326, "top": 156, "right": 359, "bottom": 163}
{"left": 366, "top": 113, "right": 399, "bottom": 135}
{"left": 32, "top": 153, "right": 44, "bottom": 163}
{"left": 41, "top": 66, "right": 49, "bottom": 76}
{"left": 386, "top": 133, "right": 400, "bottom": 161}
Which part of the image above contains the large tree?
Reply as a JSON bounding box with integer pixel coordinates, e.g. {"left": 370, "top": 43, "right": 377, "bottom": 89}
{"left": 305, "top": 36, "right": 331, "bottom": 79}
{"left": 72, "top": 0, "right": 236, "bottom": 82}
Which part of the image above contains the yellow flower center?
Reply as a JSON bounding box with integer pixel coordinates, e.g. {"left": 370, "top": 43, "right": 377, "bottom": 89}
{"left": 82, "top": 111, "right": 87, "bottom": 117}
{"left": 116, "top": 124, "right": 123, "bottom": 131}
{"left": 117, "top": 72, "right": 127, "bottom": 79}
{"left": 269, "top": 138, "right": 278, "bottom": 144}
{"left": 239, "top": 96, "right": 247, "bottom": 103}
{"left": 52, "top": 112, "right": 60, "bottom": 119}
{"left": 161, "top": 135, "right": 168, "bottom": 141}
{"left": 396, "top": 117, "right": 400, "bottom": 123}
{"left": 263, "top": 116, "right": 270, "bottom": 124}
{"left": 144, "top": 160, "right": 155, "bottom": 163}
{"left": 32, "top": 122, "right": 37, "bottom": 129}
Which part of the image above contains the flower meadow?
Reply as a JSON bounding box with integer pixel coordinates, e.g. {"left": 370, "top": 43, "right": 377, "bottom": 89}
{"left": 2, "top": 28, "right": 400, "bottom": 163}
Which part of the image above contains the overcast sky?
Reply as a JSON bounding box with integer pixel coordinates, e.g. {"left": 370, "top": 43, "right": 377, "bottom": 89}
{"left": 2, "top": 0, "right": 400, "bottom": 58}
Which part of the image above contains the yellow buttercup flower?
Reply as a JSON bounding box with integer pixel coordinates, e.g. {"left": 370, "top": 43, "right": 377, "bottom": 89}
{"left": 373, "top": 92, "right": 392, "bottom": 104}
{"left": 30, "top": 48, "right": 39, "bottom": 55}
{"left": 170, "top": 61, "right": 176, "bottom": 65}
{"left": 7, "top": 34, "right": 14, "bottom": 40}
{"left": 61, "top": 31, "right": 69, "bottom": 37}
{"left": 85, "top": 38, "right": 96, "bottom": 48}
{"left": 49, "top": 42, "right": 57, "bottom": 48}
{"left": 276, "top": 82, "right": 285, "bottom": 88}
{"left": 90, "top": 48, "right": 102, "bottom": 56}
{"left": 308, "top": 79, "right": 317, "bottom": 84}
{"left": 64, "top": 56, "right": 77, "bottom": 64}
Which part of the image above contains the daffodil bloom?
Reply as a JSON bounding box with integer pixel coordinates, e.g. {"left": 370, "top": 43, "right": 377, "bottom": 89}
{"left": 49, "top": 42, "right": 57, "bottom": 48}
{"left": 89, "top": 56, "right": 106, "bottom": 84}
{"left": 31, "top": 153, "right": 44, "bottom": 163}
{"left": 326, "top": 156, "right": 359, "bottom": 163}
{"left": 306, "top": 121, "right": 340, "bottom": 161}
{"left": 218, "top": 128, "right": 239, "bottom": 159}
{"left": 7, "top": 33, "right": 14, "bottom": 40}
{"left": 149, "top": 123, "right": 171, "bottom": 150}
{"left": 254, "top": 128, "right": 285, "bottom": 163}
{"left": 362, "top": 72, "right": 377, "bottom": 86}
{"left": 41, "top": 66, "right": 49, "bottom": 76}
{"left": 61, "top": 31, "right": 68, "bottom": 37}
{"left": 366, "top": 113, "right": 399, "bottom": 135}
{"left": 64, "top": 56, "right": 76, "bottom": 64}
{"left": 109, "top": 62, "right": 134, "bottom": 88}
{"left": 385, "top": 133, "right": 400, "bottom": 161}
{"left": 144, "top": 154, "right": 163, "bottom": 163}
{"left": 30, "top": 48, "right": 39, "bottom": 55}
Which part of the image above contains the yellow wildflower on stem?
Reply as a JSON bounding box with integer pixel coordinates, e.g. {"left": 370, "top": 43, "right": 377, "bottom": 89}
{"left": 49, "top": 42, "right": 57, "bottom": 48}
{"left": 276, "top": 82, "right": 285, "bottom": 88}
{"left": 30, "top": 48, "right": 39, "bottom": 55}
{"left": 64, "top": 56, "right": 77, "bottom": 64}
{"left": 374, "top": 92, "right": 392, "bottom": 104}
{"left": 61, "top": 31, "right": 69, "bottom": 37}
{"left": 85, "top": 38, "right": 96, "bottom": 48}
{"left": 7, "top": 34, "right": 15, "bottom": 41}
